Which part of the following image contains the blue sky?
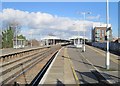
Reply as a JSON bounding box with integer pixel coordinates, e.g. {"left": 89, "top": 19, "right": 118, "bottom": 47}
{"left": 118, "top": 2, "right": 120, "bottom": 37}
{"left": 2, "top": 0, "right": 120, "bottom": 2}
{"left": 1, "top": 2, "right": 119, "bottom": 39}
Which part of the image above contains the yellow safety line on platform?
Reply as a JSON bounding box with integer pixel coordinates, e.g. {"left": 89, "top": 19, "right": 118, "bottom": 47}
{"left": 64, "top": 48, "right": 80, "bottom": 86}
{"left": 87, "top": 45, "right": 119, "bottom": 65}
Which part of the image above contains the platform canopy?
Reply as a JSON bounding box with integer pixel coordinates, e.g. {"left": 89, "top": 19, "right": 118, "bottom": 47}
{"left": 41, "top": 35, "right": 60, "bottom": 40}
{"left": 69, "top": 36, "right": 88, "bottom": 40}
{"left": 69, "top": 36, "right": 83, "bottom": 40}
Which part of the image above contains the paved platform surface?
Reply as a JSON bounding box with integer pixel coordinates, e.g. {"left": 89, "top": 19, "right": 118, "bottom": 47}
{"left": 67, "top": 45, "right": 120, "bottom": 85}
{"left": 40, "top": 45, "right": 120, "bottom": 85}
{"left": 40, "top": 47, "right": 78, "bottom": 85}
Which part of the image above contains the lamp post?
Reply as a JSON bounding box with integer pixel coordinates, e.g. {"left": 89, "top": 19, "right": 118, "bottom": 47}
{"left": 89, "top": 28, "right": 91, "bottom": 42}
{"left": 31, "top": 34, "right": 33, "bottom": 47}
{"left": 30, "top": 32, "right": 33, "bottom": 47}
{"left": 15, "top": 26, "right": 17, "bottom": 49}
{"left": 81, "top": 12, "right": 91, "bottom": 52}
{"left": 106, "top": 0, "right": 110, "bottom": 70}
{"left": 11, "top": 25, "right": 17, "bottom": 49}
{"left": 73, "top": 24, "right": 80, "bottom": 46}
{"left": 29, "top": 31, "right": 33, "bottom": 47}
{"left": 90, "top": 23, "right": 93, "bottom": 42}
{"left": 77, "top": 26, "right": 80, "bottom": 45}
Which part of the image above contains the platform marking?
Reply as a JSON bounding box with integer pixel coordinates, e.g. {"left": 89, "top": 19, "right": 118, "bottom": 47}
{"left": 64, "top": 48, "right": 80, "bottom": 86}
{"left": 39, "top": 47, "right": 63, "bottom": 84}
{"left": 80, "top": 52, "right": 100, "bottom": 72}
{"left": 87, "top": 45, "right": 119, "bottom": 65}
{"left": 80, "top": 51, "right": 115, "bottom": 84}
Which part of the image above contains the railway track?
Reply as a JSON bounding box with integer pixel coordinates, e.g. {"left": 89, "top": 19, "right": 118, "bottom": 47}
{"left": 1, "top": 48, "right": 48, "bottom": 75}
{"left": 0, "top": 45, "right": 61, "bottom": 85}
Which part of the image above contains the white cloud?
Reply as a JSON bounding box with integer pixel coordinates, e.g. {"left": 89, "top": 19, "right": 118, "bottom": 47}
{"left": 86, "top": 14, "right": 101, "bottom": 20}
{"left": 0, "top": 8, "right": 103, "bottom": 39}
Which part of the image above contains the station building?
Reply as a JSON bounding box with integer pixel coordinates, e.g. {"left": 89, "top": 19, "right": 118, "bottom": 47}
{"left": 41, "top": 35, "right": 70, "bottom": 46}
{"left": 13, "top": 38, "right": 26, "bottom": 48}
{"left": 69, "top": 36, "right": 83, "bottom": 45}
{"left": 92, "top": 23, "right": 112, "bottom": 42}
{"left": 69, "top": 36, "right": 88, "bottom": 48}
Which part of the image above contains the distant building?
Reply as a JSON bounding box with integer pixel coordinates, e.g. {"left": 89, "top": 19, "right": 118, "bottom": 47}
{"left": 114, "top": 38, "right": 120, "bottom": 43}
{"left": 69, "top": 36, "right": 83, "bottom": 48}
{"left": 69, "top": 36, "right": 84, "bottom": 45}
{"left": 112, "top": 37, "right": 117, "bottom": 42}
{"left": 28, "top": 39, "right": 40, "bottom": 47}
{"left": 13, "top": 38, "right": 26, "bottom": 48}
{"left": 92, "top": 23, "right": 112, "bottom": 42}
{"left": 69, "top": 36, "right": 88, "bottom": 48}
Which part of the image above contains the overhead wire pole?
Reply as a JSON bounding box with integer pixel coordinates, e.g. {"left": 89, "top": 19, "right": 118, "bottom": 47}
{"left": 106, "top": 0, "right": 110, "bottom": 70}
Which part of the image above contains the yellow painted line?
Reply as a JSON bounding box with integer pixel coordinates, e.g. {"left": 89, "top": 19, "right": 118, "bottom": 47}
{"left": 87, "top": 45, "right": 118, "bottom": 64}
{"left": 64, "top": 48, "right": 80, "bottom": 86}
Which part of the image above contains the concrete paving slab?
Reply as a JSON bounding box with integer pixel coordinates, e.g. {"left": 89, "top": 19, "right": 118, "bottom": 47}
{"left": 67, "top": 45, "right": 120, "bottom": 85}
{"left": 41, "top": 47, "right": 77, "bottom": 85}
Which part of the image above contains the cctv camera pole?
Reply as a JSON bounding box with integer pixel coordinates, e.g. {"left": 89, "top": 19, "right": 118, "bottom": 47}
{"left": 106, "top": 0, "right": 110, "bottom": 70}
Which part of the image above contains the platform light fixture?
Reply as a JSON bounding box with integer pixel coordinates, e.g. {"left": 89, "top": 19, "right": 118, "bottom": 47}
{"left": 80, "top": 12, "right": 91, "bottom": 52}
{"left": 106, "top": 0, "right": 110, "bottom": 70}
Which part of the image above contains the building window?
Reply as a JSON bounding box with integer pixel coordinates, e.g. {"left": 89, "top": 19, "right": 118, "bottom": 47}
{"left": 102, "top": 30, "right": 104, "bottom": 34}
{"left": 96, "top": 33, "right": 100, "bottom": 37}
{"left": 103, "top": 38, "right": 105, "bottom": 41}
{"left": 96, "top": 37, "right": 100, "bottom": 41}
{"left": 102, "top": 33, "right": 104, "bottom": 37}
{"left": 96, "top": 29, "right": 100, "bottom": 33}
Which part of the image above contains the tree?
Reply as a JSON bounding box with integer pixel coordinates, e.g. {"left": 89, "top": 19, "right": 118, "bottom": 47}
{"left": 2, "top": 27, "right": 26, "bottom": 48}
{"left": 17, "top": 35, "right": 26, "bottom": 40}
{"left": 2, "top": 20, "right": 23, "bottom": 48}
{"left": 2, "top": 28, "right": 14, "bottom": 48}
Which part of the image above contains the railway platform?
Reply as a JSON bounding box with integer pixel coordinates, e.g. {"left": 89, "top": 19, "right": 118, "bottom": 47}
{"left": 39, "top": 45, "right": 120, "bottom": 86}
{"left": 0, "top": 44, "right": 119, "bottom": 85}
{"left": 40, "top": 47, "right": 79, "bottom": 85}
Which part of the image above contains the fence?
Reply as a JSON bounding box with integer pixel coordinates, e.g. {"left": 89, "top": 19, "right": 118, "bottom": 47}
{"left": 92, "top": 42, "right": 120, "bottom": 54}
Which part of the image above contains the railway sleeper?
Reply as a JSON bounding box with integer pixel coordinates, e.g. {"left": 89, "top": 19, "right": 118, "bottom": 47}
{"left": 0, "top": 48, "right": 57, "bottom": 85}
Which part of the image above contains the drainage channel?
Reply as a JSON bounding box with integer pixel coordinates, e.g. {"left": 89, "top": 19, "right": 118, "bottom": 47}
{"left": 29, "top": 51, "right": 58, "bottom": 86}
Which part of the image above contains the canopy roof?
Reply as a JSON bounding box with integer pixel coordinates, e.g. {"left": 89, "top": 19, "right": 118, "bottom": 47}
{"left": 69, "top": 36, "right": 88, "bottom": 40}
{"left": 69, "top": 36, "right": 83, "bottom": 39}
{"left": 42, "top": 35, "right": 60, "bottom": 40}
